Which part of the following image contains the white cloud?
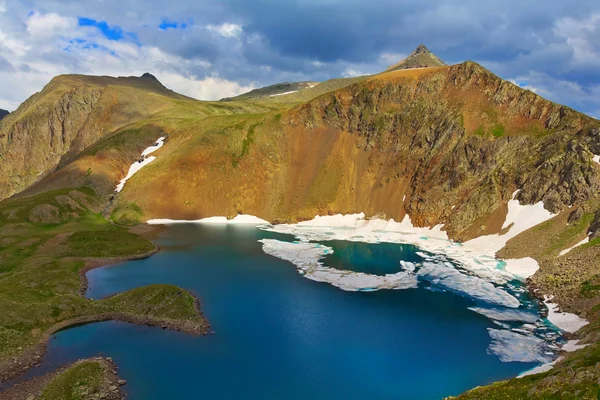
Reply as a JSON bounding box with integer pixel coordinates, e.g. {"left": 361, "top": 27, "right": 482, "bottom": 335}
{"left": 342, "top": 68, "right": 365, "bottom": 78}
{"left": 554, "top": 13, "right": 600, "bottom": 67}
{"left": 0, "top": 1, "right": 6, "bottom": 14}
{"left": 26, "top": 12, "right": 76, "bottom": 39}
{"left": 160, "top": 73, "right": 255, "bottom": 100}
{"left": 207, "top": 23, "right": 243, "bottom": 38}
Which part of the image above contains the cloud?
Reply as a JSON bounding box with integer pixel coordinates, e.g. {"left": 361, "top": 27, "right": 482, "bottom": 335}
{"left": 0, "top": 0, "right": 599, "bottom": 117}
{"left": 207, "top": 23, "right": 242, "bottom": 38}
{"left": 27, "top": 12, "right": 76, "bottom": 39}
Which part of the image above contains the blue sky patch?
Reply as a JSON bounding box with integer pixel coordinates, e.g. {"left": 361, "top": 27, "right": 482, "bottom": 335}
{"left": 78, "top": 17, "right": 124, "bottom": 41}
{"left": 159, "top": 18, "right": 188, "bottom": 30}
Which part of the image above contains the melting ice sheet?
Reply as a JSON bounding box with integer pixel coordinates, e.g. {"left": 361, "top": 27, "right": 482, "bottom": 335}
{"left": 258, "top": 212, "right": 572, "bottom": 369}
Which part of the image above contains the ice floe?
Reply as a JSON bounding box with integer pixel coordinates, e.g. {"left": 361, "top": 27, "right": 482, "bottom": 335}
{"left": 147, "top": 214, "right": 269, "bottom": 225}
{"left": 559, "top": 236, "right": 590, "bottom": 256}
{"left": 468, "top": 307, "right": 538, "bottom": 323}
{"left": 544, "top": 296, "right": 588, "bottom": 333}
{"left": 487, "top": 329, "right": 553, "bottom": 363}
{"left": 115, "top": 137, "right": 165, "bottom": 193}
{"left": 259, "top": 239, "right": 419, "bottom": 291}
{"left": 417, "top": 262, "right": 520, "bottom": 308}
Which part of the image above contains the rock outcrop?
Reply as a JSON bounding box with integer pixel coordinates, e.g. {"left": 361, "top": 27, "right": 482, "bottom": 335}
{"left": 385, "top": 44, "right": 446, "bottom": 71}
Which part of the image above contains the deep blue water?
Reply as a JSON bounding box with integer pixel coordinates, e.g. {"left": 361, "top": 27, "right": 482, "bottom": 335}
{"left": 24, "top": 224, "right": 537, "bottom": 399}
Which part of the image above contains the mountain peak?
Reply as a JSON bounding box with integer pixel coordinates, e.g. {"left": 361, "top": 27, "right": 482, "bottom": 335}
{"left": 141, "top": 72, "right": 159, "bottom": 81}
{"left": 385, "top": 44, "right": 446, "bottom": 72}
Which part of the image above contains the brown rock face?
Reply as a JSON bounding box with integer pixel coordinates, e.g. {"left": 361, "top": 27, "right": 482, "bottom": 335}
{"left": 0, "top": 74, "right": 182, "bottom": 202}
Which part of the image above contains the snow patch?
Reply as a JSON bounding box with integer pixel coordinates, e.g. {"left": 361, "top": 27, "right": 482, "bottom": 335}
{"left": 544, "top": 296, "right": 588, "bottom": 333}
{"left": 593, "top": 154, "right": 600, "bottom": 165}
{"left": 147, "top": 214, "right": 269, "bottom": 225}
{"left": 563, "top": 339, "right": 588, "bottom": 352}
{"left": 518, "top": 358, "right": 561, "bottom": 377}
{"left": 559, "top": 236, "right": 590, "bottom": 256}
{"left": 270, "top": 90, "right": 298, "bottom": 97}
{"left": 115, "top": 137, "right": 165, "bottom": 193}
{"left": 464, "top": 190, "right": 556, "bottom": 255}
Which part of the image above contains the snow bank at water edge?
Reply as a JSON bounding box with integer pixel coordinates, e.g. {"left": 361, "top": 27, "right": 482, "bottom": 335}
{"left": 559, "top": 236, "right": 590, "bottom": 256}
{"left": 464, "top": 190, "right": 556, "bottom": 279}
{"left": 115, "top": 137, "right": 165, "bottom": 193}
{"left": 518, "top": 358, "right": 560, "bottom": 377}
{"left": 147, "top": 215, "right": 270, "bottom": 225}
{"left": 544, "top": 296, "right": 588, "bottom": 333}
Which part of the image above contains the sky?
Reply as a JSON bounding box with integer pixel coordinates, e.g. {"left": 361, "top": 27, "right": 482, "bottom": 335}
{"left": 0, "top": 0, "right": 599, "bottom": 118}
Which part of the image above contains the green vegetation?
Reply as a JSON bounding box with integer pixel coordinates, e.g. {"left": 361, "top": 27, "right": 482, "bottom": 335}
{"left": 40, "top": 360, "right": 105, "bottom": 400}
{"left": 453, "top": 343, "right": 600, "bottom": 400}
{"left": 0, "top": 188, "right": 207, "bottom": 364}
{"left": 491, "top": 123, "right": 505, "bottom": 137}
{"left": 67, "top": 231, "right": 155, "bottom": 258}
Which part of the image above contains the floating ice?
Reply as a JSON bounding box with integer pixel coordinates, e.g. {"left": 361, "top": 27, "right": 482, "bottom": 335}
{"left": 259, "top": 239, "right": 418, "bottom": 291}
{"left": 115, "top": 137, "right": 165, "bottom": 193}
{"left": 487, "top": 329, "right": 553, "bottom": 363}
{"left": 417, "top": 262, "right": 520, "bottom": 308}
{"left": 469, "top": 307, "right": 538, "bottom": 323}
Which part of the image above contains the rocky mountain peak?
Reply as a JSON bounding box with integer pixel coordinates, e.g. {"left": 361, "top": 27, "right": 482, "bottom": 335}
{"left": 385, "top": 44, "right": 446, "bottom": 72}
{"left": 0, "top": 109, "right": 8, "bottom": 121}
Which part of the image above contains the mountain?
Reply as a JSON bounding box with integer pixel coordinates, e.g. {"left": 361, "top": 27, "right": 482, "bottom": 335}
{"left": 0, "top": 109, "right": 8, "bottom": 121}
{"left": 220, "top": 81, "right": 319, "bottom": 101}
{"left": 1, "top": 51, "right": 600, "bottom": 397}
{"left": 386, "top": 44, "right": 446, "bottom": 71}
{"left": 0, "top": 73, "right": 269, "bottom": 202}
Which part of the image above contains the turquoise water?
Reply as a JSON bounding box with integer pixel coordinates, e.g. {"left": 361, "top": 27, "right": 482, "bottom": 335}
{"left": 20, "top": 224, "right": 539, "bottom": 399}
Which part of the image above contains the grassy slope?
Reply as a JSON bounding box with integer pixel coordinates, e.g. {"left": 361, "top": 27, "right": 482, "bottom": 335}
{"left": 0, "top": 187, "right": 208, "bottom": 366}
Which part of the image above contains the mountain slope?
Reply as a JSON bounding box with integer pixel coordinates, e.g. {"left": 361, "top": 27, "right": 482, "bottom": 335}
{"left": 221, "top": 81, "right": 318, "bottom": 101}
{"left": 386, "top": 44, "right": 446, "bottom": 71}
{"left": 0, "top": 109, "right": 8, "bottom": 121}
{"left": 1, "top": 58, "right": 600, "bottom": 398}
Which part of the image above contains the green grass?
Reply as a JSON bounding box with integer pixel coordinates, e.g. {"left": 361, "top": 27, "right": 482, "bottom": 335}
{"left": 66, "top": 230, "right": 155, "bottom": 258}
{"left": 491, "top": 123, "right": 505, "bottom": 138}
{"left": 454, "top": 343, "right": 600, "bottom": 399}
{"left": 40, "top": 360, "right": 105, "bottom": 400}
